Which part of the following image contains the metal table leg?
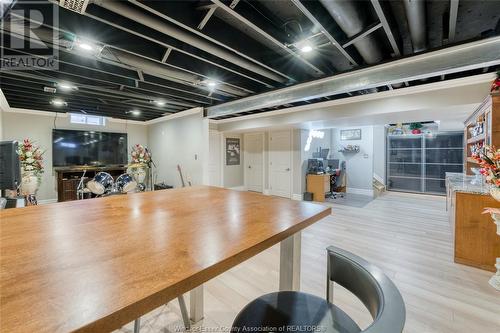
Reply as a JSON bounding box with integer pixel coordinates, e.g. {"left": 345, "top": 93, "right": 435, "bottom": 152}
{"left": 279, "top": 232, "right": 301, "bottom": 291}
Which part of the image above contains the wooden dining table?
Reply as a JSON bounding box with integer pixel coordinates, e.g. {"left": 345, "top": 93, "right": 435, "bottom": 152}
{"left": 0, "top": 186, "right": 331, "bottom": 332}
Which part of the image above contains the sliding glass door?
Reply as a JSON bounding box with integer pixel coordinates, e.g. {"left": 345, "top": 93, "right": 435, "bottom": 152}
{"left": 387, "top": 132, "right": 463, "bottom": 194}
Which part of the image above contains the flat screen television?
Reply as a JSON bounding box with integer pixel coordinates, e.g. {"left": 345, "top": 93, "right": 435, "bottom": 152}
{"left": 52, "top": 129, "right": 128, "bottom": 167}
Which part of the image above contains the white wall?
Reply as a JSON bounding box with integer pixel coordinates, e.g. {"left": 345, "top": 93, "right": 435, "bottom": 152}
{"left": 148, "top": 110, "right": 208, "bottom": 188}
{"left": 2, "top": 110, "right": 148, "bottom": 201}
{"left": 332, "top": 126, "right": 374, "bottom": 195}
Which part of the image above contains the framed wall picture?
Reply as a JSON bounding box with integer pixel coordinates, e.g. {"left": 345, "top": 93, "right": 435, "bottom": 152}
{"left": 340, "top": 129, "right": 362, "bottom": 141}
{"left": 226, "top": 138, "right": 240, "bottom": 165}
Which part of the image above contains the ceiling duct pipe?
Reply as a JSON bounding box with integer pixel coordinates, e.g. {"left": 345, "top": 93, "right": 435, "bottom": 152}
{"left": 91, "top": 0, "right": 287, "bottom": 84}
{"left": 103, "top": 48, "right": 248, "bottom": 97}
{"left": 403, "top": 0, "right": 427, "bottom": 52}
{"left": 319, "top": 0, "right": 384, "bottom": 65}
{"left": 4, "top": 20, "right": 247, "bottom": 97}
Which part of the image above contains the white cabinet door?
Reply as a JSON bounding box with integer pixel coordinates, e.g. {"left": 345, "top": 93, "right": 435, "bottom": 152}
{"left": 269, "top": 130, "right": 291, "bottom": 198}
{"left": 244, "top": 133, "right": 263, "bottom": 192}
{"left": 208, "top": 131, "right": 222, "bottom": 187}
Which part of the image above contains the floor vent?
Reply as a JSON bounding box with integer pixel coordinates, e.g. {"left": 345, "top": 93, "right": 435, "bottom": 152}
{"left": 58, "top": 0, "right": 89, "bottom": 14}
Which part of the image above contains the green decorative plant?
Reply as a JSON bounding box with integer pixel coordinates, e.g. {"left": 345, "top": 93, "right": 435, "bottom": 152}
{"left": 409, "top": 122, "right": 423, "bottom": 130}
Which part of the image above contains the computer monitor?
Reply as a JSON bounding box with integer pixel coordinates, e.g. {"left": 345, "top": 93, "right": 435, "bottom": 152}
{"left": 327, "top": 159, "right": 340, "bottom": 169}
{"left": 0, "top": 141, "right": 21, "bottom": 190}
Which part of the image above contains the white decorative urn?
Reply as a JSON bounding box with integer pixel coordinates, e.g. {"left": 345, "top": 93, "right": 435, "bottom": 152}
{"left": 20, "top": 171, "right": 39, "bottom": 195}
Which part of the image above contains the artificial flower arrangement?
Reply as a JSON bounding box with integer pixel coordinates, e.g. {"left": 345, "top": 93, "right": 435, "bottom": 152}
{"left": 17, "top": 138, "right": 44, "bottom": 180}
{"left": 130, "top": 144, "right": 151, "bottom": 167}
{"left": 473, "top": 145, "right": 500, "bottom": 189}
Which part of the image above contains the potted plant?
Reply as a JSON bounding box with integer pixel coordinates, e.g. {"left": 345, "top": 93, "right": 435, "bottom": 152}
{"left": 409, "top": 122, "right": 423, "bottom": 134}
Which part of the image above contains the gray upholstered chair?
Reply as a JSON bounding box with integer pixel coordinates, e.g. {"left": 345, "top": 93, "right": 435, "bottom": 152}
{"left": 232, "top": 245, "right": 405, "bottom": 333}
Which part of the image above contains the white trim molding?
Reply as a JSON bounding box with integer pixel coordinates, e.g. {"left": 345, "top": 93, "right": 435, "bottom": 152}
{"left": 347, "top": 187, "right": 374, "bottom": 197}
{"left": 38, "top": 198, "right": 58, "bottom": 205}
{"left": 291, "top": 193, "right": 302, "bottom": 201}
{"left": 227, "top": 186, "right": 246, "bottom": 191}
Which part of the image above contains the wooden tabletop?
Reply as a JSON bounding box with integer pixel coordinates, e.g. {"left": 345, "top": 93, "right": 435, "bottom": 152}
{"left": 0, "top": 186, "right": 330, "bottom": 333}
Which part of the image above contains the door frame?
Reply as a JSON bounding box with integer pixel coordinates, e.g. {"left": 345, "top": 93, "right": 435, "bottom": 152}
{"left": 268, "top": 129, "right": 293, "bottom": 199}
{"left": 209, "top": 130, "right": 224, "bottom": 187}
{"left": 243, "top": 132, "right": 265, "bottom": 192}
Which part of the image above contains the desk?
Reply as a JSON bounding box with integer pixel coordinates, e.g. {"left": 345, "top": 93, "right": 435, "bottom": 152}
{"left": 0, "top": 186, "right": 330, "bottom": 332}
{"left": 306, "top": 174, "right": 331, "bottom": 202}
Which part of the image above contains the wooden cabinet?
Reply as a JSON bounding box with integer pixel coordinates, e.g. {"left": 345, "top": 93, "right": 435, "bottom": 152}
{"left": 451, "top": 192, "right": 500, "bottom": 272}
{"left": 56, "top": 166, "right": 127, "bottom": 202}
{"left": 306, "top": 174, "right": 331, "bottom": 202}
{"left": 464, "top": 93, "right": 500, "bottom": 174}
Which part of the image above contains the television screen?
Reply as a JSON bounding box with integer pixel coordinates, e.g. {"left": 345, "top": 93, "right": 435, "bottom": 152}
{"left": 0, "top": 141, "right": 21, "bottom": 189}
{"left": 52, "top": 129, "right": 128, "bottom": 167}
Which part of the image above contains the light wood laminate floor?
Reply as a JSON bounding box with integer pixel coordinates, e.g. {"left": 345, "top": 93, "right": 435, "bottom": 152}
{"left": 117, "top": 192, "right": 500, "bottom": 333}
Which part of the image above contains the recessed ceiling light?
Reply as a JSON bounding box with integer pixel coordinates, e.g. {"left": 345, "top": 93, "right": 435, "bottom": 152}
{"left": 154, "top": 100, "right": 166, "bottom": 106}
{"left": 300, "top": 44, "right": 313, "bottom": 53}
{"left": 131, "top": 109, "right": 141, "bottom": 116}
{"left": 76, "top": 42, "right": 94, "bottom": 51}
{"left": 206, "top": 80, "right": 217, "bottom": 87}
{"left": 51, "top": 99, "right": 67, "bottom": 106}
{"left": 59, "top": 83, "right": 77, "bottom": 91}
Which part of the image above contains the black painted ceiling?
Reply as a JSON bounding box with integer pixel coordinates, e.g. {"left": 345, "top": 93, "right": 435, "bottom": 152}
{"left": 0, "top": 0, "right": 499, "bottom": 121}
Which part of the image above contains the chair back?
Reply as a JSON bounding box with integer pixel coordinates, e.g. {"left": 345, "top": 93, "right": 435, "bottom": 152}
{"left": 326, "top": 246, "right": 405, "bottom": 333}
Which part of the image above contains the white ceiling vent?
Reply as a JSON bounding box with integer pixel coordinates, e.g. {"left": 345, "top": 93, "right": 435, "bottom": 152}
{"left": 58, "top": 0, "right": 89, "bottom": 14}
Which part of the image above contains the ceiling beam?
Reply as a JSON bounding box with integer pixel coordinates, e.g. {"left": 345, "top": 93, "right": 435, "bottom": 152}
{"left": 370, "top": 0, "right": 401, "bottom": 56}
{"left": 103, "top": 0, "right": 291, "bottom": 84}
{"left": 206, "top": 36, "right": 500, "bottom": 117}
{"left": 197, "top": 5, "right": 217, "bottom": 30}
{"left": 289, "top": 0, "right": 358, "bottom": 66}
{"left": 342, "top": 22, "right": 383, "bottom": 49}
{"left": 209, "top": 0, "right": 325, "bottom": 76}
{"left": 448, "top": 0, "right": 459, "bottom": 43}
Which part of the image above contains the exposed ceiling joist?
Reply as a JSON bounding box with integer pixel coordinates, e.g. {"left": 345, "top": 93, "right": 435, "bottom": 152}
{"left": 206, "top": 36, "right": 500, "bottom": 118}
{"left": 448, "top": 0, "right": 460, "bottom": 43}
{"left": 119, "top": 0, "right": 291, "bottom": 83}
{"left": 342, "top": 22, "right": 383, "bottom": 49}
{"left": 209, "top": 0, "right": 325, "bottom": 76}
{"left": 197, "top": 5, "right": 217, "bottom": 30}
{"left": 289, "top": 0, "right": 358, "bottom": 66}
{"left": 370, "top": 0, "right": 401, "bottom": 56}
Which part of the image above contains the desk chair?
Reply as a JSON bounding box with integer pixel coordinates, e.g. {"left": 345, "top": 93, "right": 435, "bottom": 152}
{"left": 232, "top": 246, "right": 405, "bottom": 333}
{"left": 133, "top": 295, "right": 190, "bottom": 333}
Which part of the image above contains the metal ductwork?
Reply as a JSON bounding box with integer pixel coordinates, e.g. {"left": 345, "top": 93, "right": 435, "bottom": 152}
{"left": 403, "top": 0, "right": 427, "bottom": 52}
{"left": 103, "top": 48, "right": 248, "bottom": 97}
{"left": 319, "top": 0, "right": 384, "bottom": 65}
{"left": 91, "top": 0, "right": 287, "bottom": 84}
{"left": 4, "top": 16, "right": 247, "bottom": 97}
{"left": 206, "top": 36, "right": 500, "bottom": 118}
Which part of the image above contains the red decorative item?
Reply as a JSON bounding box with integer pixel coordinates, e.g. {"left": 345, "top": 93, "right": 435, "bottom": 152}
{"left": 491, "top": 76, "right": 500, "bottom": 93}
{"left": 411, "top": 129, "right": 421, "bottom": 134}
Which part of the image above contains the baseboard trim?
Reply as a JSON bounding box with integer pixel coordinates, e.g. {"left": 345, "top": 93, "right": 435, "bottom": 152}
{"left": 227, "top": 186, "right": 246, "bottom": 191}
{"left": 38, "top": 198, "right": 58, "bottom": 205}
{"left": 263, "top": 189, "right": 271, "bottom": 195}
{"left": 291, "top": 193, "right": 302, "bottom": 201}
{"left": 347, "top": 187, "right": 374, "bottom": 197}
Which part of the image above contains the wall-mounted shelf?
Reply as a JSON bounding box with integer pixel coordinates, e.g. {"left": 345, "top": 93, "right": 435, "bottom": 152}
{"left": 466, "top": 133, "right": 486, "bottom": 144}
{"left": 464, "top": 93, "right": 500, "bottom": 175}
{"left": 338, "top": 145, "right": 360, "bottom": 153}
